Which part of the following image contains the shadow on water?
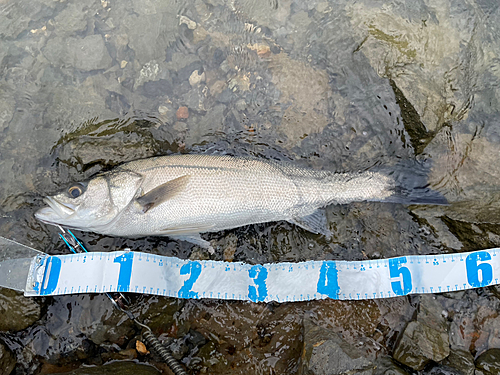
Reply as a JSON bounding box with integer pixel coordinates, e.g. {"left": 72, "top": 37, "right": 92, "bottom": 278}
{"left": 0, "top": 0, "right": 500, "bottom": 373}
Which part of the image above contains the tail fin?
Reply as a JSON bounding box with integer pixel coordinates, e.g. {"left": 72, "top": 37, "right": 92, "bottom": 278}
{"left": 377, "top": 160, "right": 448, "bottom": 205}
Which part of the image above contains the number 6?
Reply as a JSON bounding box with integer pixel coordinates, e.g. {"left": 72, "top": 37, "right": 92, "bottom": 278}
{"left": 466, "top": 252, "right": 493, "bottom": 288}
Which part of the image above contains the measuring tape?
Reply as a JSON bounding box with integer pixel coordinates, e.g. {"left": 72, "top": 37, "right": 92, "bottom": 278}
{"left": 23, "top": 248, "right": 499, "bottom": 301}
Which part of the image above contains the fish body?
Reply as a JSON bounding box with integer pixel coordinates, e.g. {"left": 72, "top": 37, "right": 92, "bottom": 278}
{"left": 35, "top": 154, "right": 445, "bottom": 249}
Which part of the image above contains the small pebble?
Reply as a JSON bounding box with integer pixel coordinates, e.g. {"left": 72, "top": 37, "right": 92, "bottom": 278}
{"left": 120, "top": 60, "right": 128, "bottom": 68}
{"left": 179, "top": 15, "right": 197, "bottom": 30}
{"left": 189, "top": 70, "right": 205, "bottom": 86}
{"left": 176, "top": 106, "right": 189, "bottom": 120}
{"left": 136, "top": 340, "right": 150, "bottom": 355}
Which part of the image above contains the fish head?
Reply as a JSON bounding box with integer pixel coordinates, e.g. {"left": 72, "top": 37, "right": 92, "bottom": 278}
{"left": 35, "top": 171, "right": 143, "bottom": 232}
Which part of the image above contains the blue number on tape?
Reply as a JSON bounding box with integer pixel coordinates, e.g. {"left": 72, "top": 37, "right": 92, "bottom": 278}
{"left": 389, "top": 257, "right": 412, "bottom": 296}
{"left": 178, "top": 261, "right": 202, "bottom": 298}
{"left": 114, "top": 252, "right": 133, "bottom": 292}
{"left": 40, "top": 256, "right": 62, "bottom": 295}
{"left": 466, "top": 251, "right": 493, "bottom": 287}
{"left": 317, "top": 261, "right": 340, "bottom": 299}
{"left": 248, "top": 265, "right": 268, "bottom": 302}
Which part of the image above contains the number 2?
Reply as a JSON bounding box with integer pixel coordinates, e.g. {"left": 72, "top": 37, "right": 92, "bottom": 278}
{"left": 178, "top": 261, "right": 201, "bottom": 298}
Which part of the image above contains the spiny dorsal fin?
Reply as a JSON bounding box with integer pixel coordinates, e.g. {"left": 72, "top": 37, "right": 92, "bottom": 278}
{"left": 136, "top": 175, "right": 190, "bottom": 213}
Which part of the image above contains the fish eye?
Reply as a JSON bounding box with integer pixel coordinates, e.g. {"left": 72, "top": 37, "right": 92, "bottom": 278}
{"left": 68, "top": 185, "right": 83, "bottom": 198}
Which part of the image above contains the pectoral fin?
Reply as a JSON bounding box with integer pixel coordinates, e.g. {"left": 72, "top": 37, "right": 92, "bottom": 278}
{"left": 289, "top": 209, "right": 332, "bottom": 238}
{"left": 136, "top": 175, "right": 190, "bottom": 213}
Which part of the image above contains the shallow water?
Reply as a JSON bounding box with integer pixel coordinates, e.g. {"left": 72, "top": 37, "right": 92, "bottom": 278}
{"left": 1, "top": 0, "right": 500, "bottom": 373}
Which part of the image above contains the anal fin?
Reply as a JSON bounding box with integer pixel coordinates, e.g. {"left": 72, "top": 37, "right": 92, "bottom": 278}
{"left": 170, "top": 234, "right": 215, "bottom": 255}
{"left": 289, "top": 209, "right": 332, "bottom": 238}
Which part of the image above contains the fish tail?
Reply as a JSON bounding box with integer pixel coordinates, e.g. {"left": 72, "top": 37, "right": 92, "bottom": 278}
{"left": 378, "top": 159, "right": 448, "bottom": 205}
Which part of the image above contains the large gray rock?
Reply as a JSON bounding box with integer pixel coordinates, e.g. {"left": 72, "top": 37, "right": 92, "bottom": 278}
{"left": 392, "top": 321, "right": 450, "bottom": 371}
{"left": 299, "top": 314, "right": 375, "bottom": 375}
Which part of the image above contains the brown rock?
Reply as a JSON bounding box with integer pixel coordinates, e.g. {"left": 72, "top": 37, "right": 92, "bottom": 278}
{"left": 176, "top": 106, "right": 189, "bottom": 120}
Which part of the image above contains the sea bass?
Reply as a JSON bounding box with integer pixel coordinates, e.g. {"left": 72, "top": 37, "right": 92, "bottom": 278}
{"left": 35, "top": 154, "right": 446, "bottom": 251}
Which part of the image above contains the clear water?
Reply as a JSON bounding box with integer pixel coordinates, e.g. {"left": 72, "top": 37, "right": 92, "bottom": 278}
{"left": 1, "top": 0, "right": 500, "bottom": 373}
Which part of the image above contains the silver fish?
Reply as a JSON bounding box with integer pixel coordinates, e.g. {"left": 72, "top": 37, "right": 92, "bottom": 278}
{"left": 35, "top": 154, "right": 446, "bottom": 251}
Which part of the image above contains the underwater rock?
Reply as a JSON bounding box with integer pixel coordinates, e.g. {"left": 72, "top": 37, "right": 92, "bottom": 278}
{"left": 43, "top": 35, "right": 113, "bottom": 71}
{"left": 392, "top": 321, "right": 450, "bottom": 371}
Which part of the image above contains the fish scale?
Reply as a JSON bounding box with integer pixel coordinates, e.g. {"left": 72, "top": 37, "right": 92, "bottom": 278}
{"left": 35, "top": 154, "right": 446, "bottom": 250}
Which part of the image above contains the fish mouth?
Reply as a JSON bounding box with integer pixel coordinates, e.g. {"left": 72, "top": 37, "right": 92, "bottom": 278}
{"left": 35, "top": 197, "right": 76, "bottom": 225}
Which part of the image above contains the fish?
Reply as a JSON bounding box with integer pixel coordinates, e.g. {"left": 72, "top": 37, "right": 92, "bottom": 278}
{"left": 35, "top": 154, "right": 446, "bottom": 252}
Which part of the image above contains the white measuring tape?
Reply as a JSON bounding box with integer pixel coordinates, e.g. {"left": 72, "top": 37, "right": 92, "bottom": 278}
{"left": 23, "top": 248, "right": 500, "bottom": 301}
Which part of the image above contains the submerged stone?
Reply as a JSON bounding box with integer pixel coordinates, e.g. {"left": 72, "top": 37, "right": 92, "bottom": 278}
{"left": 43, "top": 35, "right": 113, "bottom": 71}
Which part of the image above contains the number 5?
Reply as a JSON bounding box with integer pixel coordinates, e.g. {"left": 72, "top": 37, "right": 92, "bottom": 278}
{"left": 389, "top": 257, "right": 412, "bottom": 295}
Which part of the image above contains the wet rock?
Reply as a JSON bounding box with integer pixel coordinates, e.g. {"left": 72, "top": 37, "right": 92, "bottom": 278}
{"left": 0, "top": 288, "right": 41, "bottom": 331}
{"left": 416, "top": 295, "right": 448, "bottom": 332}
{"left": 43, "top": 35, "right": 113, "bottom": 71}
{"left": 0, "top": 341, "right": 16, "bottom": 375}
{"left": 138, "top": 297, "right": 185, "bottom": 335}
{"left": 299, "top": 314, "right": 375, "bottom": 374}
{"left": 426, "top": 364, "right": 467, "bottom": 375}
{"left": 372, "top": 356, "right": 408, "bottom": 375}
{"left": 57, "top": 360, "right": 160, "bottom": 374}
{"left": 475, "top": 348, "right": 500, "bottom": 375}
{"left": 441, "top": 349, "right": 475, "bottom": 375}
{"left": 392, "top": 321, "right": 450, "bottom": 371}
{"left": 196, "top": 340, "right": 229, "bottom": 373}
